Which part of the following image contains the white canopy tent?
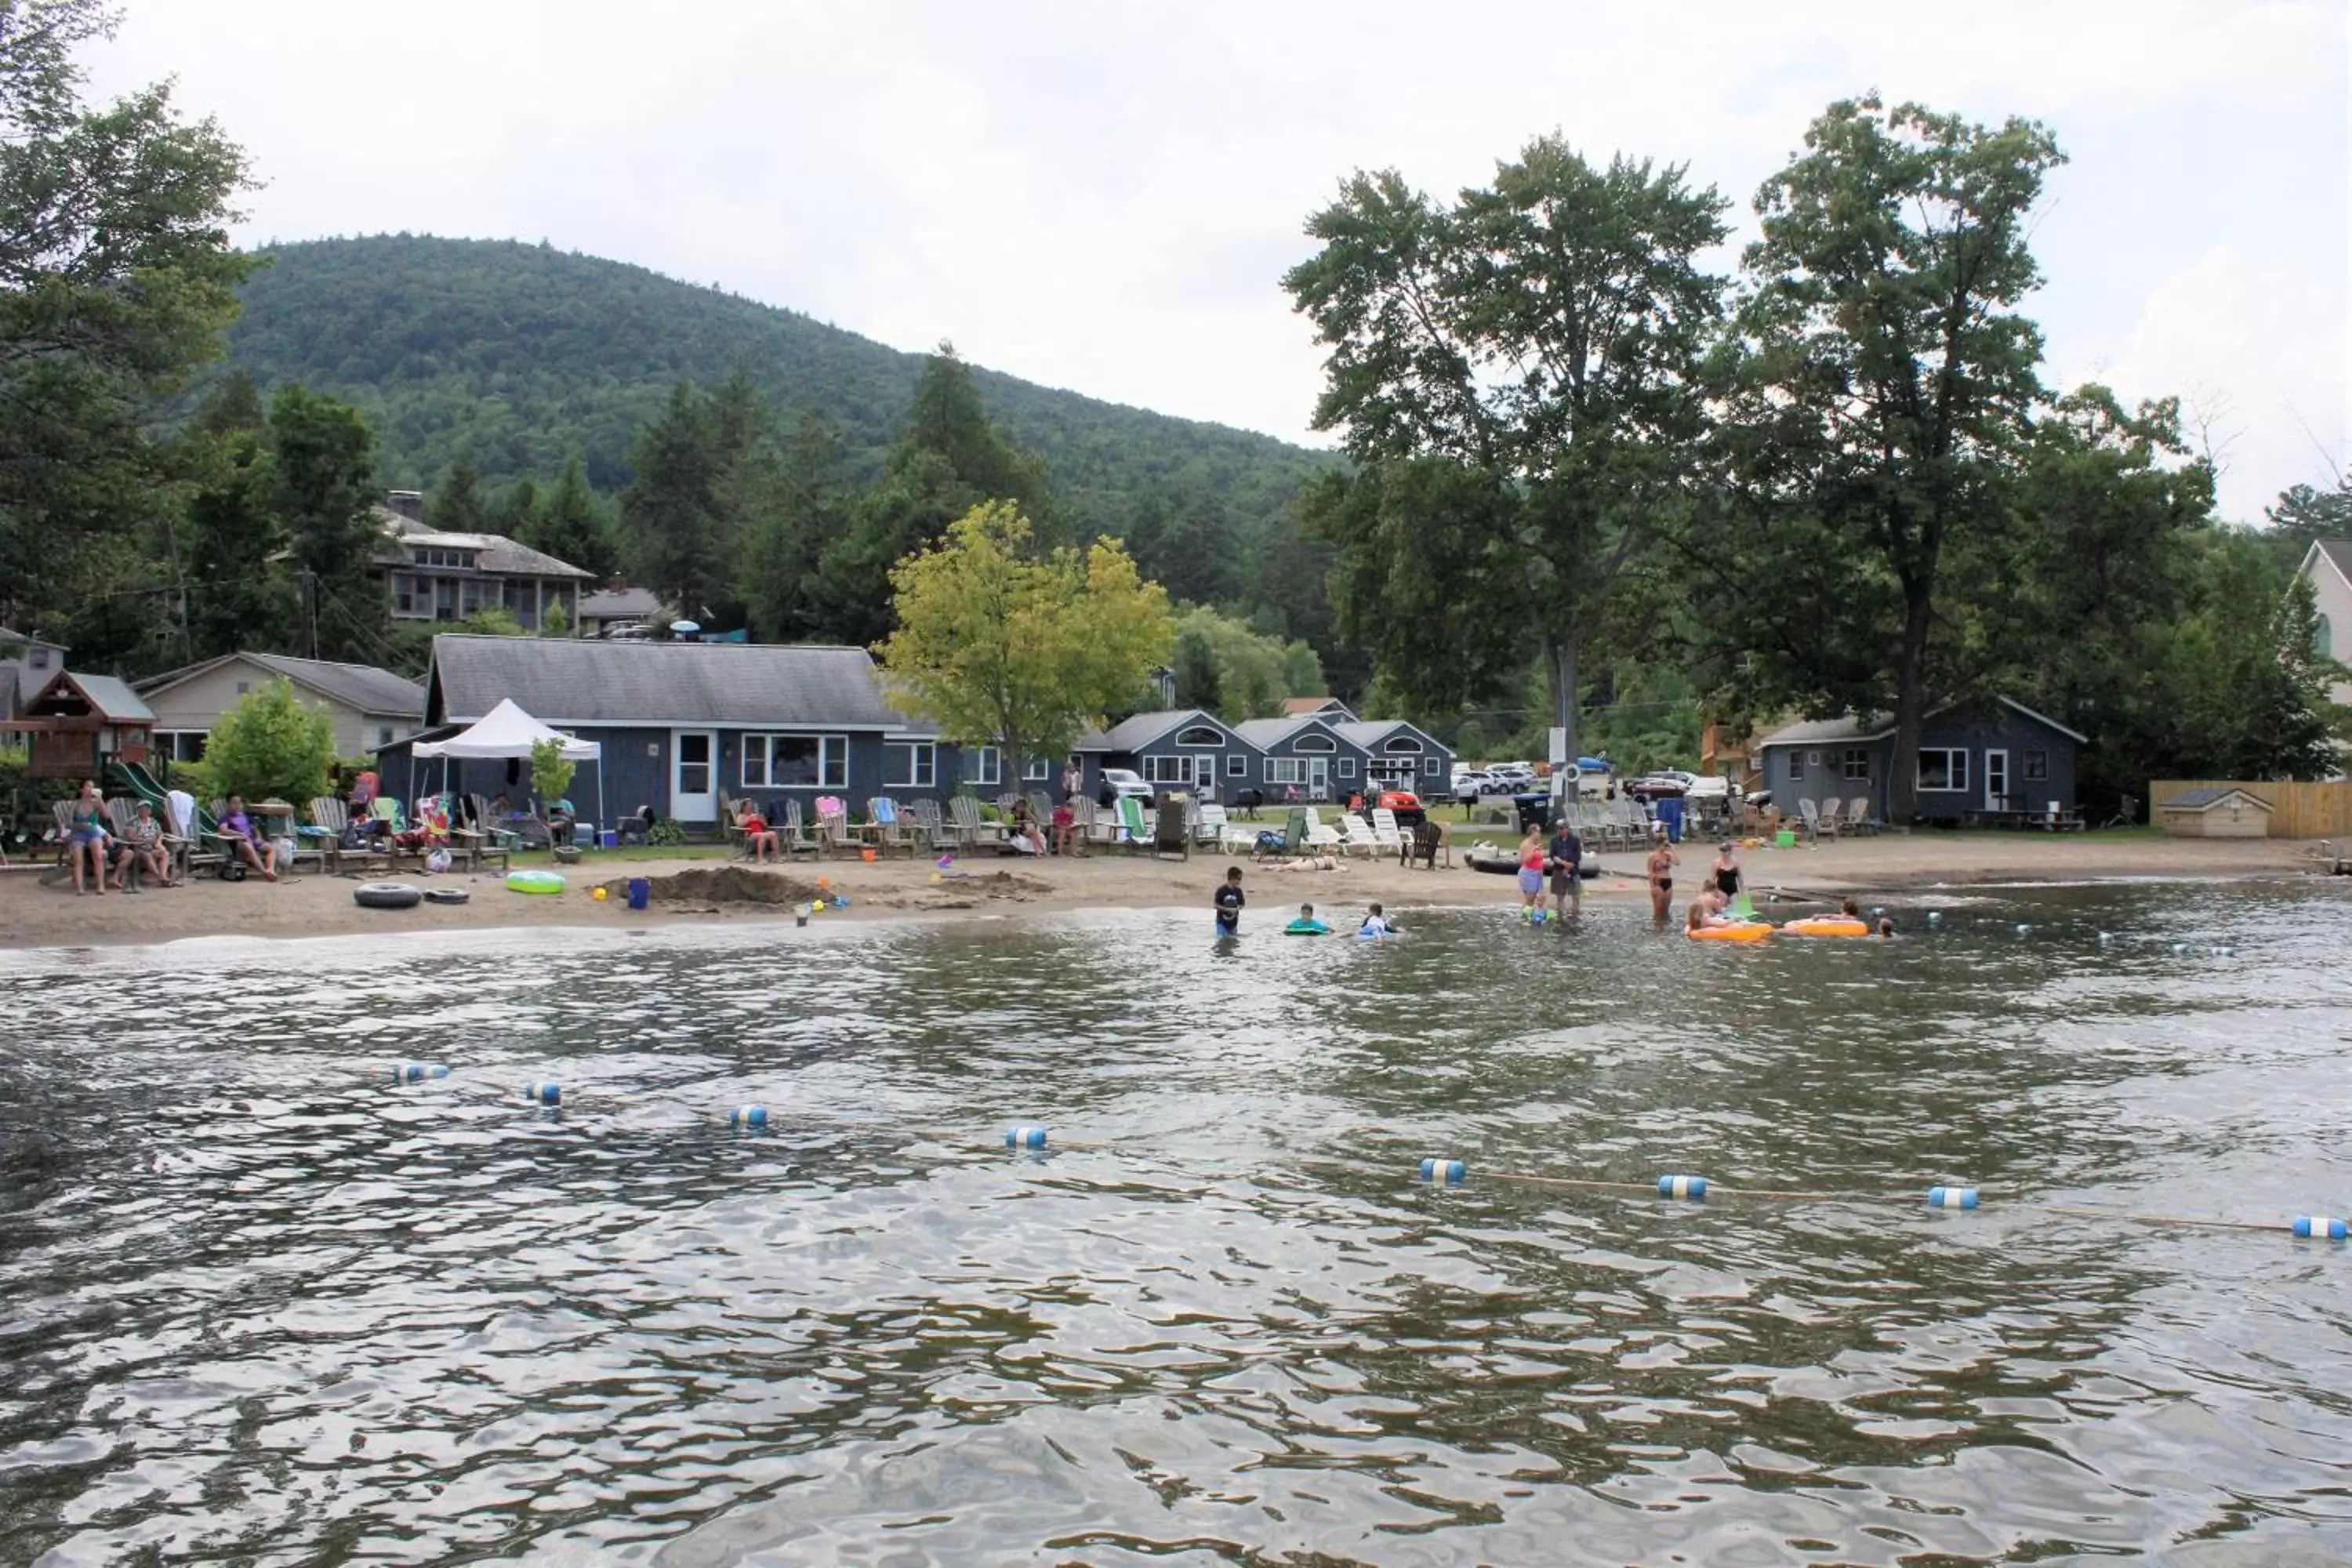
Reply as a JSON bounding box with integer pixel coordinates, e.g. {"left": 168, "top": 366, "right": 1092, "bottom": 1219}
{"left": 412, "top": 698, "right": 604, "bottom": 833}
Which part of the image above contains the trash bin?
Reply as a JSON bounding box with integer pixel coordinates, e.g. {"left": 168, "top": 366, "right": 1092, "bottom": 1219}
{"left": 1656, "top": 796, "right": 1685, "bottom": 843}
{"left": 626, "top": 877, "right": 651, "bottom": 911}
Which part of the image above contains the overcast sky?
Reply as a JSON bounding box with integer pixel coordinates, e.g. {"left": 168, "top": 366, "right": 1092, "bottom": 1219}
{"left": 89, "top": 1, "right": 2348, "bottom": 522}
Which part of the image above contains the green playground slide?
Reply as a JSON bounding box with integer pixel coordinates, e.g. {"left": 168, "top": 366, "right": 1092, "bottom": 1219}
{"left": 107, "top": 758, "right": 217, "bottom": 838}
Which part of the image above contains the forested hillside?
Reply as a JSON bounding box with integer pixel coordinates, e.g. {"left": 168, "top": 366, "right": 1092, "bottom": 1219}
{"left": 222, "top": 234, "right": 1331, "bottom": 522}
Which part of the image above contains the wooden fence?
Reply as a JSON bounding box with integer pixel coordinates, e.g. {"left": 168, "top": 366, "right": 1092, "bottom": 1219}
{"left": 2148, "top": 779, "right": 2352, "bottom": 839}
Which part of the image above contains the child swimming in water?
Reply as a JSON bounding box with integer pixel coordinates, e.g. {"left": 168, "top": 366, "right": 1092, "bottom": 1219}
{"left": 1288, "top": 902, "right": 1331, "bottom": 935}
{"left": 1359, "top": 902, "right": 1397, "bottom": 937}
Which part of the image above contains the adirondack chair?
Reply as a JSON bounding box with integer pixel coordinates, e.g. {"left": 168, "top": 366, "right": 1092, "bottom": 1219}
{"left": 815, "top": 797, "right": 869, "bottom": 856}
{"left": 1194, "top": 802, "right": 1234, "bottom": 848}
{"left": 1846, "top": 795, "right": 1879, "bottom": 836}
{"left": 777, "top": 797, "right": 824, "bottom": 858}
{"left": 1077, "top": 797, "right": 1122, "bottom": 852}
{"left": 718, "top": 789, "right": 748, "bottom": 855}
{"left": 948, "top": 794, "right": 1008, "bottom": 851}
{"left": 1816, "top": 797, "right": 1844, "bottom": 839}
{"left": 310, "top": 795, "right": 390, "bottom": 877}
{"left": 868, "top": 797, "right": 922, "bottom": 858}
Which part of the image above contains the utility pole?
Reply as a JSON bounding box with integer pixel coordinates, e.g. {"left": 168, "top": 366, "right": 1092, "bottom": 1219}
{"left": 298, "top": 568, "right": 319, "bottom": 660}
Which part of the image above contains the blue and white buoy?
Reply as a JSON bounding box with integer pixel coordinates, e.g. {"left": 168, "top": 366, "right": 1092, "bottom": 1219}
{"left": 1419, "top": 1156, "right": 1467, "bottom": 1185}
{"left": 1657, "top": 1173, "right": 1708, "bottom": 1200}
{"left": 522, "top": 1081, "right": 561, "bottom": 1105}
{"left": 728, "top": 1105, "right": 768, "bottom": 1129}
{"left": 2292, "top": 1215, "right": 2348, "bottom": 1240}
{"left": 393, "top": 1062, "right": 448, "bottom": 1083}
{"left": 1926, "top": 1185, "right": 1980, "bottom": 1210}
{"left": 1004, "top": 1124, "right": 1048, "bottom": 1149}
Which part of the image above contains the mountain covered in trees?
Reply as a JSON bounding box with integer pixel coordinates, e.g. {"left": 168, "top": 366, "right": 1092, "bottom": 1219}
{"left": 220, "top": 234, "right": 1331, "bottom": 528}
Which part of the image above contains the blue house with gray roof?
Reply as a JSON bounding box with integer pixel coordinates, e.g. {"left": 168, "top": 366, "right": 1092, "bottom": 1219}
{"left": 1754, "top": 698, "right": 2085, "bottom": 825}
{"left": 1069, "top": 709, "right": 1259, "bottom": 801}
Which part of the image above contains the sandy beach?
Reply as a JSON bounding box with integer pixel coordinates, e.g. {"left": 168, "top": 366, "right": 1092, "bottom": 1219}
{"left": 0, "top": 829, "right": 2332, "bottom": 950}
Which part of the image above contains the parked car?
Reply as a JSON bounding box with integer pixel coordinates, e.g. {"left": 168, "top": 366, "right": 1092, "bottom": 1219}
{"left": 1491, "top": 761, "right": 1537, "bottom": 784}
{"left": 1099, "top": 768, "right": 1153, "bottom": 804}
{"left": 1452, "top": 769, "right": 1501, "bottom": 804}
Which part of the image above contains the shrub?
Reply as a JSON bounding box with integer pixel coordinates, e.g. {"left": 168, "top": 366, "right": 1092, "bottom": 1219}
{"left": 203, "top": 678, "right": 337, "bottom": 804}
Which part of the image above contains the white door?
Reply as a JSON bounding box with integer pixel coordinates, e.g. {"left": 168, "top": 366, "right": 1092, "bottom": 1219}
{"left": 1192, "top": 755, "right": 1215, "bottom": 796}
{"left": 1308, "top": 757, "right": 1330, "bottom": 800}
{"left": 1984, "top": 749, "right": 2009, "bottom": 812}
{"left": 673, "top": 730, "right": 717, "bottom": 824}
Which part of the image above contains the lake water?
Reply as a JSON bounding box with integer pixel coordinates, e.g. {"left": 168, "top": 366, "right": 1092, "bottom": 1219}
{"left": 2, "top": 881, "right": 2349, "bottom": 1565}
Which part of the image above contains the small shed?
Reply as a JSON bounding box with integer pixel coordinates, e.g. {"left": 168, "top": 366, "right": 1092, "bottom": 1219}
{"left": 2157, "top": 787, "right": 2274, "bottom": 838}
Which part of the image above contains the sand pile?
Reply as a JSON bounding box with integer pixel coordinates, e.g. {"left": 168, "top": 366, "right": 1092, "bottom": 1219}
{"left": 595, "top": 866, "right": 825, "bottom": 906}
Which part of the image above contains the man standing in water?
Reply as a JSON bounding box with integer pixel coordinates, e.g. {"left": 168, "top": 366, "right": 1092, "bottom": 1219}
{"left": 1547, "top": 815, "right": 1583, "bottom": 921}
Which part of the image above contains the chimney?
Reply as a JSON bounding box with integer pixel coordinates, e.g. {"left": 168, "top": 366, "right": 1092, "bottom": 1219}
{"left": 384, "top": 489, "right": 426, "bottom": 524}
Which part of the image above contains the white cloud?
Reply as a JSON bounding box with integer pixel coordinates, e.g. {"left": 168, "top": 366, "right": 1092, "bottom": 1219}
{"left": 78, "top": 0, "right": 2349, "bottom": 515}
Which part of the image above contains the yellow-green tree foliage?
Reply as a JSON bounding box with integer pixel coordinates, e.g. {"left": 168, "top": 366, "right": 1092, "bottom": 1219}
{"left": 877, "top": 501, "right": 1174, "bottom": 779}
{"left": 203, "top": 678, "right": 336, "bottom": 804}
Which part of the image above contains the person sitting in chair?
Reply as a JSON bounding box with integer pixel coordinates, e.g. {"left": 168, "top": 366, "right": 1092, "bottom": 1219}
{"left": 219, "top": 794, "right": 279, "bottom": 882}
{"left": 116, "top": 800, "right": 176, "bottom": 889}
{"left": 735, "top": 800, "right": 782, "bottom": 863}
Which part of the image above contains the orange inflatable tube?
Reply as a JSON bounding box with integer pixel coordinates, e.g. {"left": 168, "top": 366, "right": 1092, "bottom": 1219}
{"left": 1686, "top": 920, "right": 1772, "bottom": 942}
{"left": 1780, "top": 916, "right": 1871, "bottom": 938}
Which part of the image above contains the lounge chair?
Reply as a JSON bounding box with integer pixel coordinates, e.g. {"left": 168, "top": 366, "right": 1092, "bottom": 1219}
{"left": 775, "top": 798, "right": 822, "bottom": 859}
{"left": 1334, "top": 812, "right": 1378, "bottom": 858}
{"left": 868, "top": 797, "right": 924, "bottom": 858}
{"left": 1368, "top": 808, "right": 1406, "bottom": 857}
{"left": 1302, "top": 807, "right": 1341, "bottom": 855}
{"left": 1116, "top": 795, "right": 1152, "bottom": 852}
{"left": 947, "top": 794, "right": 1009, "bottom": 851}
{"left": 310, "top": 795, "right": 391, "bottom": 877}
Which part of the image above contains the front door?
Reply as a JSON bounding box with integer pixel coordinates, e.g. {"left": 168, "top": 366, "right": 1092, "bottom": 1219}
{"left": 1308, "top": 756, "right": 1330, "bottom": 800}
{"left": 672, "top": 730, "right": 717, "bottom": 824}
{"left": 1984, "top": 749, "right": 2009, "bottom": 813}
{"left": 1192, "top": 754, "right": 1216, "bottom": 796}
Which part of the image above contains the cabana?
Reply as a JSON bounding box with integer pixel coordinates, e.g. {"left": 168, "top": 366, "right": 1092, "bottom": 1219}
{"left": 412, "top": 697, "right": 605, "bottom": 833}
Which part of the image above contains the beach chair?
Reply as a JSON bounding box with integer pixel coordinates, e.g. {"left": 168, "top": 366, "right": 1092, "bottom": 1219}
{"left": 867, "top": 797, "right": 922, "bottom": 858}
{"left": 1334, "top": 812, "right": 1378, "bottom": 858}
{"left": 1817, "top": 797, "right": 1844, "bottom": 839}
{"left": 815, "top": 797, "right": 868, "bottom": 857}
{"left": 1194, "top": 801, "right": 1226, "bottom": 847}
{"left": 1302, "top": 806, "right": 1341, "bottom": 855}
{"left": 947, "top": 794, "right": 1009, "bottom": 852}
{"left": 1076, "top": 798, "right": 1120, "bottom": 852}
{"left": 1369, "top": 808, "right": 1406, "bottom": 857}
{"left": 775, "top": 797, "right": 823, "bottom": 858}
{"left": 1116, "top": 795, "right": 1152, "bottom": 852}
{"left": 310, "top": 795, "right": 388, "bottom": 877}
{"left": 1846, "top": 795, "right": 1879, "bottom": 836}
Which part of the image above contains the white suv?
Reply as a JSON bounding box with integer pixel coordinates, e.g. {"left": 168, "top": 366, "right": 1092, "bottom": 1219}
{"left": 1100, "top": 768, "right": 1154, "bottom": 802}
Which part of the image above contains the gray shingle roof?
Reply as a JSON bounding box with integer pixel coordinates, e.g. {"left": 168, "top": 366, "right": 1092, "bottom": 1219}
{"left": 376, "top": 528, "right": 593, "bottom": 579}
{"left": 43, "top": 672, "right": 154, "bottom": 723}
{"left": 140, "top": 652, "right": 423, "bottom": 718}
{"left": 1756, "top": 714, "right": 1893, "bottom": 747}
{"left": 579, "top": 586, "right": 662, "bottom": 619}
{"left": 1234, "top": 715, "right": 1345, "bottom": 749}
{"left": 2159, "top": 786, "right": 2272, "bottom": 811}
{"left": 1080, "top": 708, "right": 1234, "bottom": 753}
{"left": 2313, "top": 539, "right": 2352, "bottom": 588}
{"left": 429, "top": 635, "right": 905, "bottom": 728}
{"left": 1334, "top": 719, "right": 1449, "bottom": 753}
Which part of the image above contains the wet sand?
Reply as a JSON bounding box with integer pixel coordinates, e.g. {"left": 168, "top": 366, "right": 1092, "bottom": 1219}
{"left": 0, "top": 829, "right": 2328, "bottom": 950}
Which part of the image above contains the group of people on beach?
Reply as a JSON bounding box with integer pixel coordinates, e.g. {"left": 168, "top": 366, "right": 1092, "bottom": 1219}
{"left": 1212, "top": 866, "right": 1396, "bottom": 939}
{"left": 58, "top": 779, "right": 281, "bottom": 894}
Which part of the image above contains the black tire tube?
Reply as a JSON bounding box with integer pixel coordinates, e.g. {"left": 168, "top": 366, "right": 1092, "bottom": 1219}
{"left": 423, "top": 887, "right": 470, "bottom": 905}
{"left": 354, "top": 882, "right": 423, "bottom": 909}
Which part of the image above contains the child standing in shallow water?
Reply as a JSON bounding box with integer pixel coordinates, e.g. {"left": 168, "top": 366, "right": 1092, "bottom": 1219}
{"left": 1213, "top": 866, "right": 1246, "bottom": 936}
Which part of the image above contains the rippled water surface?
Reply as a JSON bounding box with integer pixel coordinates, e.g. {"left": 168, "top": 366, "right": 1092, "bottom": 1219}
{"left": 4, "top": 881, "right": 2351, "bottom": 1565}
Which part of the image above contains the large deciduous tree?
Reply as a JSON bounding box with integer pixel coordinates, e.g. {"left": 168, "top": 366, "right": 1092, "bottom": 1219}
{"left": 1693, "top": 96, "right": 2063, "bottom": 822}
{"left": 0, "top": 0, "right": 254, "bottom": 644}
{"left": 876, "top": 501, "right": 1173, "bottom": 787}
{"left": 1283, "top": 138, "right": 1726, "bottom": 757}
{"left": 268, "top": 383, "right": 383, "bottom": 660}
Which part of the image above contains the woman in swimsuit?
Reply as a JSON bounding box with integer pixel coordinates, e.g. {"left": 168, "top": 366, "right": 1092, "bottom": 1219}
{"left": 1710, "top": 843, "right": 1741, "bottom": 905}
{"left": 1646, "top": 840, "right": 1678, "bottom": 925}
{"left": 1515, "top": 826, "right": 1546, "bottom": 914}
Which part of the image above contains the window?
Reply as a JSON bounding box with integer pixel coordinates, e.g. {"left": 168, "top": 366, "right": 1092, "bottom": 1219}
{"left": 1227, "top": 753, "right": 1246, "bottom": 775}
{"left": 2022, "top": 749, "right": 2049, "bottom": 782}
{"left": 743, "top": 733, "right": 847, "bottom": 789}
{"left": 1175, "top": 725, "right": 1223, "bottom": 746}
{"left": 1144, "top": 755, "right": 1192, "bottom": 784}
{"left": 1840, "top": 748, "right": 1870, "bottom": 780}
{"left": 28, "top": 648, "right": 49, "bottom": 669}
{"left": 1422, "top": 756, "right": 1440, "bottom": 775}
{"left": 377, "top": 726, "right": 394, "bottom": 746}
{"left": 2318, "top": 614, "right": 2334, "bottom": 659}
{"left": 156, "top": 731, "right": 206, "bottom": 763}
{"left": 1917, "top": 748, "right": 1969, "bottom": 792}
{"left": 1788, "top": 750, "right": 1804, "bottom": 780}
{"left": 968, "top": 746, "right": 1001, "bottom": 786}
{"left": 1294, "top": 732, "right": 1336, "bottom": 753}
{"left": 1266, "top": 757, "right": 1307, "bottom": 785}
{"left": 1338, "top": 757, "right": 1356, "bottom": 778}
{"left": 1024, "top": 757, "right": 1051, "bottom": 782}
{"left": 885, "top": 742, "right": 936, "bottom": 789}
{"left": 1382, "top": 735, "right": 1424, "bottom": 753}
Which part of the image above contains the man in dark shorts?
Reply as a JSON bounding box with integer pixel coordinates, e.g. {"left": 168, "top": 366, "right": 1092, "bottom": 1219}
{"left": 1214, "top": 865, "right": 1246, "bottom": 936}
{"left": 1546, "top": 819, "right": 1583, "bottom": 920}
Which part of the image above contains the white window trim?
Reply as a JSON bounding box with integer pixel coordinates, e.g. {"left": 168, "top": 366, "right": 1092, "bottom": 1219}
{"left": 1839, "top": 747, "right": 1870, "bottom": 781}
{"left": 885, "top": 741, "right": 937, "bottom": 790}
{"left": 1226, "top": 753, "right": 1247, "bottom": 775}
{"left": 1917, "top": 748, "right": 1970, "bottom": 793}
{"left": 1338, "top": 757, "right": 1356, "bottom": 778}
{"left": 1143, "top": 755, "right": 1192, "bottom": 785}
{"left": 744, "top": 732, "right": 848, "bottom": 790}
{"left": 1174, "top": 726, "right": 1224, "bottom": 747}
{"left": 1294, "top": 734, "right": 1337, "bottom": 753}
{"left": 1382, "top": 735, "right": 1424, "bottom": 753}
{"left": 1421, "top": 756, "right": 1440, "bottom": 775}
{"left": 1023, "top": 757, "right": 1051, "bottom": 781}
{"left": 969, "top": 746, "right": 1002, "bottom": 786}
{"left": 1266, "top": 757, "right": 1307, "bottom": 785}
